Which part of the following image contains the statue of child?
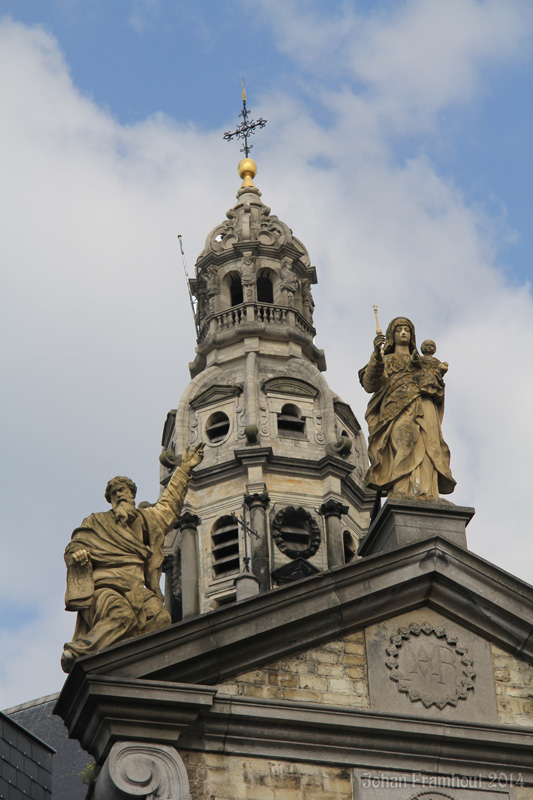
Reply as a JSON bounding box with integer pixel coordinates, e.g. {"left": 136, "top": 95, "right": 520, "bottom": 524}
{"left": 419, "top": 339, "right": 448, "bottom": 401}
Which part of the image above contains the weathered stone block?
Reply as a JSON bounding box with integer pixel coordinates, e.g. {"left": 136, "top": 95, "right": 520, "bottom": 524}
{"left": 492, "top": 643, "right": 533, "bottom": 728}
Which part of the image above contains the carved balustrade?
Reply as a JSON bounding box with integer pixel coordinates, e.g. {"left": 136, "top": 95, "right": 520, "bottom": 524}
{"left": 197, "top": 302, "right": 315, "bottom": 343}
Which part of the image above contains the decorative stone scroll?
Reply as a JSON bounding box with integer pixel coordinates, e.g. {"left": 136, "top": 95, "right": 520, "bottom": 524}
{"left": 385, "top": 622, "right": 476, "bottom": 709}
{"left": 93, "top": 741, "right": 190, "bottom": 799}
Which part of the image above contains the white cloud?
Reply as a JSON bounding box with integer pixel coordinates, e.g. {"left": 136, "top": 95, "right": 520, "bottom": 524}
{"left": 253, "top": 0, "right": 533, "bottom": 131}
{"left": 352, "top": 0, "right": 533, "bottom": 126}
{"left": 1, "top": 5, "right": 532, "bottom": 709}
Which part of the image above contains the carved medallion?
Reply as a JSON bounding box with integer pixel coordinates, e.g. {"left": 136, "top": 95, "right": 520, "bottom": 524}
{"left": 385, "top": 622, "right": 476, "bottom": 709}
{"left": 271, "top": 506, "right": 321, "bottom": 560}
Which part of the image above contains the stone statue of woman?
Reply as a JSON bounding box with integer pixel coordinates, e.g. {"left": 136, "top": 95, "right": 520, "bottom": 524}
{"left": 358, "top": 317, "right": 455, "bottom": 500}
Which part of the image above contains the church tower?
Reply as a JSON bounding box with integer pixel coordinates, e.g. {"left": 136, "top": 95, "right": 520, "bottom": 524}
{"left": 160, "top": 157, "right": 373, "bottom": 617}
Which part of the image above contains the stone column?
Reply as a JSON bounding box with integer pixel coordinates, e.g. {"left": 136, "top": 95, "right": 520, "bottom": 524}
{"left": 244, "top": 350, "right": 259, "bottom": 443}
{"left": 93, "top": 741, "right": 190, "bottom": 800}
{"left": 319, "top": 499, "right": 349, "bottom": 569}
{"left": 244, "top": 492, "right": 270, "bottom": 592}
{"left": 179, "top": 512, "right": 200, "bottom": 619}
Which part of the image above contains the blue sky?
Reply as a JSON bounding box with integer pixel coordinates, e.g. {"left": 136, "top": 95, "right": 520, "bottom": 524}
{"left": 3, "top": 0, "right": 531, "bottom": 282}
{"left": 1, "top": 0, "right": 532, "bottom": 709}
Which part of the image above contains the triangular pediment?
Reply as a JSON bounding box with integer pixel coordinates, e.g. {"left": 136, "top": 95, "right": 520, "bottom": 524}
{"left": 65, "top": 535, "right": 533, "bottom": 690}
{"left": 271, "top": 558, "right": 320, "bottom": 584}
{"left": 190, "top": 384, "right": 243, "bottom": 409}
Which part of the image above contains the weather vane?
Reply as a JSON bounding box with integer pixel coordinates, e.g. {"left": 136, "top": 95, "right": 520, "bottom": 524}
{"left": 223, "top": 79, "right": 267, "bottom": 157}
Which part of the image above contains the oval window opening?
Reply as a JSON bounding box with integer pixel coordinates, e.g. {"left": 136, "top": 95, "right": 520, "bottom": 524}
{"left": 206, "top": 411, "right": 230, "bottom": 443}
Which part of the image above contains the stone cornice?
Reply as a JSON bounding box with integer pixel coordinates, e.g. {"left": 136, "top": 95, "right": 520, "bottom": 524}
{"left": 55, "top": 674, "right": 533, "bottom": 778}
{"left": 194, "top": 240, "right": 310, "bottom": 273}
{"left": 185, "top": 449, "right": 372, "bottom": 505}
{"left": 181, "top": 693, "right": 533, "bottom": 778}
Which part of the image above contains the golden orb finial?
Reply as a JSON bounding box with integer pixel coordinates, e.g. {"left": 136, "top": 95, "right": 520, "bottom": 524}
{"left": 238, "top": 157, "right": 257, "bottom": 189}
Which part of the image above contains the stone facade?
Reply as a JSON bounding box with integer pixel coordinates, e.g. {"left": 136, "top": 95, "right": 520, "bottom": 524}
{"left": 217, "top": 631, "right": 369, "bottom": 708}
{"left": 182, "top": 752, "right": 353, "bottom": 800}
{"left": 492, "top": 643, "right": 533, "bottom": 728}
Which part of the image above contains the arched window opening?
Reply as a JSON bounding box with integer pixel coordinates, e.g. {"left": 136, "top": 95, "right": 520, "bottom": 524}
{"left": 206, "top": 411, "right": 230, "bottom": 443}
{"left": 211, "top": 516, "right": 240, "bottom": 577}
{"left": 343, "top": 530, "right": 356, "bottom": 563}
{"left": 277, "top": 403, "right": 305, "bottom": 436}
{"left": 230, "top": 275, "right": 243, "bottom": 306}
{"left": 257, "top": 275, "right": 273, "bottom": 304}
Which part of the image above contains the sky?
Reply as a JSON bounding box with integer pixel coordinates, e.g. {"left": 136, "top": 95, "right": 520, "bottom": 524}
{"left": 1, "top": 0, "right": 532, "bottom": 710}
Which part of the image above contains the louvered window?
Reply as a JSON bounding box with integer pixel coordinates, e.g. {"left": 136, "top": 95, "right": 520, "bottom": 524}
{"left": 211, "top": 516, "right": 240, "bottom": 577}
{"left": 279, "top": 517, "right": 310, "bottom": 552}
{"left": 277, "top": 403, "right": 305, "bottom": 435}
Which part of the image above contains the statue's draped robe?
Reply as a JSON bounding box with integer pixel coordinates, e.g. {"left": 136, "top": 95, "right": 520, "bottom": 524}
{"left": 359, "top": 352, "right": 455, "bottom": 497}
{"left": 64, "top": 466, "right": 190, "bottom": 660}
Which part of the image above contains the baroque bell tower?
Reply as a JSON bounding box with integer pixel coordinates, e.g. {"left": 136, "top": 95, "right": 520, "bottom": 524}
{"left": 160, "top": 153, "right": 373, "bottom": 618}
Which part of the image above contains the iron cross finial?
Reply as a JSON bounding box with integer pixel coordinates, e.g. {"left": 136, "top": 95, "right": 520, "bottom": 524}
{"left": 223, "top": 79, "right": 267, "bottom": 157}
{"left": 231, "top": 504, "right": 260, "bottom": 574}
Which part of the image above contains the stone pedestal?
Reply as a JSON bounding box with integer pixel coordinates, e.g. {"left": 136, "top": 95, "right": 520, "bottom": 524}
{"left": 358, "top": 498, "right": 474, "bottom": 557}
{"left": 235, "top": 572, "right": 261, "bottom": 601}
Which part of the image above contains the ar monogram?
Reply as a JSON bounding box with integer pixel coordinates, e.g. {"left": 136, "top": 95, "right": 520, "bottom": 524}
{"left": 385, "top": 622, "right": 476, "bottom": 709}
{"left": 403, "top": 640, "right": 457, "bottom": 685}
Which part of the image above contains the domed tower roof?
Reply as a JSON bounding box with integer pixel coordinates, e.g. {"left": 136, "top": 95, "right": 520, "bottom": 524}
{"left": 188, "top": 159, "right": 325, "bottom": 378}
{"left": 197, "top": 159, "right": 311, "bottom": 267}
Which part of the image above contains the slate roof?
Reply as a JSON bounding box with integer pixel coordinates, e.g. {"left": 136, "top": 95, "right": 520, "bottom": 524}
{"left": 4, "top": 695, "right": 88, "bottom": 800}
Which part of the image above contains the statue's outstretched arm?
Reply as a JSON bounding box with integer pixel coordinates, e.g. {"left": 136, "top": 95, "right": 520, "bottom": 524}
{"left": 148, "top": 443, "right": 205, "bottom": 532}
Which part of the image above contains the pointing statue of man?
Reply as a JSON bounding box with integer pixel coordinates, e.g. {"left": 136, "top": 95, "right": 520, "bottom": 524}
{"left": 61, "top": 442, "right": 205, "bottom": 672}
